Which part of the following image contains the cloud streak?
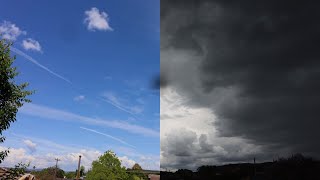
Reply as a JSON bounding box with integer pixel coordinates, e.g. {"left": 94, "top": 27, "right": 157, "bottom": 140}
{"left": 80, "top": 127, "right": 136, "bottom": 148}
{"left": 19, "top": 103, "right": 159, "bottom": 137}
{"left": 101, "top": 92, "right": 144, "bottom": 121}
{"left": 11, "top": 47, "right": 72, "bottom": 84}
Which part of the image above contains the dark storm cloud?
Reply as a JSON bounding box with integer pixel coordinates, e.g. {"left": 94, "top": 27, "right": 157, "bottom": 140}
{"left": 161, "top": 0, "right": 320, "bottom": 168}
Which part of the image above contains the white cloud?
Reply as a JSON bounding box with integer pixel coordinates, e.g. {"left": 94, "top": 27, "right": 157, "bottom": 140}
{"left": 23, "top": 139, "right": 37, "bottom": 153}
{"left": 84, "top": 7, "right": 113, "bottom": 31}
{"left": 160, "top": 87, "right": 268, "bottom": 170}
{"left": 22, "top": 38, "right": 42, "bottom": 52}
{"left": 0, "top": 145, "right": 158, "bottom": 171}
{"left": 19, "top": 103, "right": 158, "bottom": 137}
{"left": 74, "top": 95, "right": 85, "bottom": 101}
{"left": 0, "top": 146, "right": 35, "bottom": 166}
{"left": 4, "top": 134, "right": 159, "bottom": 170}
{"left": 114, "top": 147, "right": 160, "bottom": 170}
{"left": 119, "top": 156, "right": 136, "bottom": 169}
{"left": 0, "top": 146, "right": 100, "bottom": 171}
{"left": 0, "top": 21, "right": 26, "bottom": 41}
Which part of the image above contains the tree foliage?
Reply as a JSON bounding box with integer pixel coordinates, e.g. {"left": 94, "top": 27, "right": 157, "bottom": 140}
{"left": 132, "top": 163, "right": 142, "bottom": 171}
{"left": 7, "top": 162, "right": 30, "bottom": 179}
{"left": 0, "top": 38, "right": 33, "bottom": 163}
{"left": 64, "top": 171, "right": 76, "bottom": 179}
{"left": 129, "top": 163, "right": 147, "bottom": 180}
{"left": 33, "top": 166, "right": 65, "bottom": 180}
{"left": 80, "top": 165, "right": 85, "bottom": 176}
{"left": 86, "top": 150, "right": 129, "bottom": 180}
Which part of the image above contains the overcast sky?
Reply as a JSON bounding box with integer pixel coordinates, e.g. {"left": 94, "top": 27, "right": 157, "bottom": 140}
{"left": 160, "top": 0, "right": 320, "bottom": 170}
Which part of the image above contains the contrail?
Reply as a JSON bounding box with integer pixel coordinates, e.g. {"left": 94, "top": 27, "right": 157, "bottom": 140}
{"left": 80, "top": 127, "right": 136, "bottom": 148}
{"left": 11, "top": 47, "right": 72, "bottom": 84}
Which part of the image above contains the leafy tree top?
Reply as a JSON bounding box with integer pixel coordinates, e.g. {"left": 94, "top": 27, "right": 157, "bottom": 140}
{"left": 0, "top": 38, "right": 33, "bottom": 163}
{"left": 86, "top": 150, "right": 129, "bottom": 180}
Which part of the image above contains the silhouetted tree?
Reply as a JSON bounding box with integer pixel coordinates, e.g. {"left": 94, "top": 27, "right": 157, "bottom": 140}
{"left": 176, "top": 169, "right": 193, "bottom": 179}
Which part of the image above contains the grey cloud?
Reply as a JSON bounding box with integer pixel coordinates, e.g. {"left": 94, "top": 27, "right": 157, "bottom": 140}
{"left": 161, "top": 0, "right": 320, "bottom": 169}
{"left": 161, "top": 128, "right": 279, "bottom": 170}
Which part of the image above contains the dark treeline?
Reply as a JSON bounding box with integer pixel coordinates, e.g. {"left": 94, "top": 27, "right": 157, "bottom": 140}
{"left": 161, "top": 154, "right": 320, "bottom": 180}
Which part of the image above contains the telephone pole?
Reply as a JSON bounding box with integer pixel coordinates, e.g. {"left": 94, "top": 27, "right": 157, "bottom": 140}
{"left": 253, "top": 157, "right": 256, "bottom": 176}
{"left": 76, "top": 155, "right": 82, "bottom": 180}
{"left": 54, "top": 158, "right": 60, "bottom": 180}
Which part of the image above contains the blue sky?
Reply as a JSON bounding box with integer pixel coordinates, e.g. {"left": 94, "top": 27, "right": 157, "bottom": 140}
{"left": 0, "top": 0, "right": 160, "bottom": 171}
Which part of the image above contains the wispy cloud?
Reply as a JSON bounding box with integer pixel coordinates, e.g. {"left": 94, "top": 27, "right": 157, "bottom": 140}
{"left": 104, "top": 76, "right": 112, "bottom": 80}
{"left": 11, "top": 133, "right": 80, "bottom": 153}
{"left": 10, "top": 47, "right": 72, "bottom": 84}
{"left": 0, "top": 21, "right": 26, "bottom": 40}
{"left": 19, "top": 103, "right": 159, "bottom": 137}
{"left": 74, "top": 95, "right": 85, "bottom": 101}
{"left": 101, "top": 92, "right": 144, "bottom": 116}
{"left": 22, "top": 38, "right": 42, "bottom": 52}
{"left": 80, "top": 127, "right": 136, "bottom": 148}
{"left": 84, "top": 7, "right": 113, "bottom": 31}
{"left": 23, "top": 139, "right": 37, "bottom": 153}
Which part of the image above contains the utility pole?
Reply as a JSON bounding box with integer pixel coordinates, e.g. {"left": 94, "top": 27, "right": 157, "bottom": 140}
{"left": 253, "top": 157, "right": 256, "bottom": 176}
{"left": 54, "top": 158, "right": 60, "bottom": 180}
{"left": 76, "top": 155, "right": 82, "bottom": 180}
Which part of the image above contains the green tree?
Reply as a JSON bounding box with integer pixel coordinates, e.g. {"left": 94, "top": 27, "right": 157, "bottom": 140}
{"left": 0, "top": 38, "right": 33, "bottom": 163}
{"left": 33, "top": 166, "right": 65, "bottom": 180}
{"left": 132, "top": 163, "right": 142, "bottom": 171}
{"left": 86, "top": 150, "right": 129, "bottom": 180}
{"left": 129, "top": 163, "right": 147, "bottom": 180}
{"left": 80, "top": 165, "right": 85, "bottom": 176}
{"left": 65, "top": 171, "right": 76, "bottom": 179}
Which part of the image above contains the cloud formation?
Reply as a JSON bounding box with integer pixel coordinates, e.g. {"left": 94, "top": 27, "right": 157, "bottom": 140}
{"left": 84, "top": 7, "right": 113, "bottom": 31}
{"left": 0, "top": 144, "right": 158, "bottom": 171}
{"left": 2, "top": 133, "right": 159, "bottom": 170}
{"left": 161, "top": 0, "right": 320, "bottom": 170}
{"left": 0, "top": 21, "right": 26, "bottom": 40}
{"left": 23, "top": 139, "right": 37, "bottom": 153}
{"left": 22, "top": 38, "right": 42, "bottom": 52}
{"left": 19, "top": 103, "right": 158, "bottom": 137}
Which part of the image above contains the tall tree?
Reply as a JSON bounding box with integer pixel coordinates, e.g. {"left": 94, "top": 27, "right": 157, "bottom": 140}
{"left": 0, "top": 38, "right": 33, "bottom": 163}
{"left": 86, "top": 150, "right": 129, "bottom": 180}
{"left": 132, "top": 163, "right": 142, "bottom": 171}
{"left": 130, "top": 163, "right": 147, "bottom": 180}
